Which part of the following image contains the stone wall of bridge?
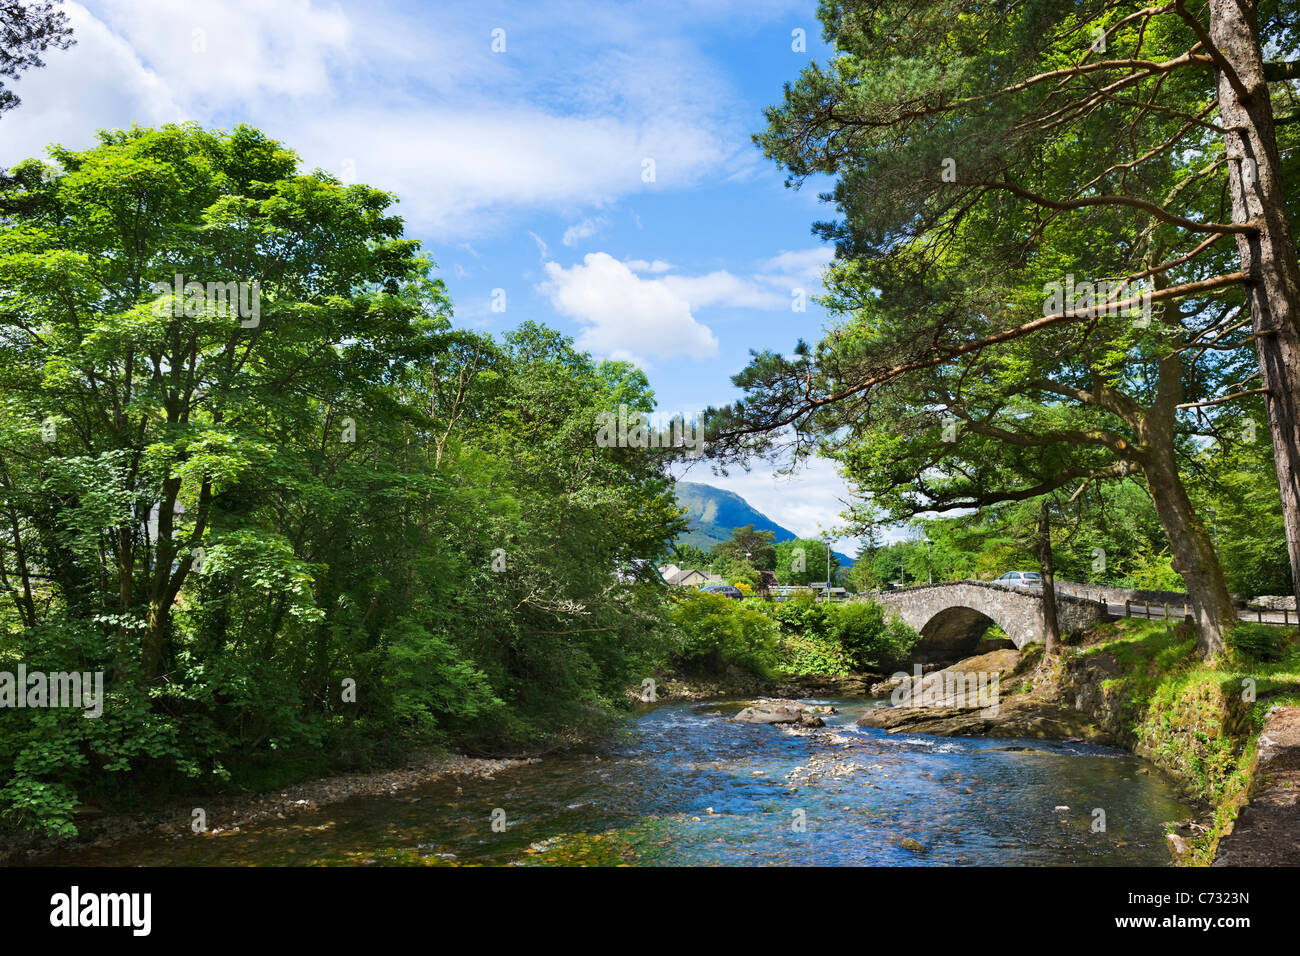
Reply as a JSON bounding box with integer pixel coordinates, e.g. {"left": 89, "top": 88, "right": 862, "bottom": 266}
{"left": 861, "top": 580, "right": 1112, "bottom": 663}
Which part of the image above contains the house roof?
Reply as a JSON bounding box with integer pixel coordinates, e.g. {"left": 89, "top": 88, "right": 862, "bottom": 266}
{"left": 658, "top": 566, "right": 722, "bottom": 586}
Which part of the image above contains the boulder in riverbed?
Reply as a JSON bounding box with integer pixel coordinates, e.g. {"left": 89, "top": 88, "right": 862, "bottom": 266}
{"left": 732, "top": 699, "right": 830, "bottom": 726}
{"left": 733, "top": 704, "right": 805, "bottom": 724}
{"left": 856, "top": 696, "right": 1109, "bottom": 742}
{"left": 870, "top": 677, "right": 904, "bottom": 697}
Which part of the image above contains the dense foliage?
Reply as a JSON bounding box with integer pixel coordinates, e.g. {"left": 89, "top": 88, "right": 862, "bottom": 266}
{"left": 762, "top": 592, "right": 917, "bottom": 671}
{"left": 666, "top": 592, "right": 781, "bottom": 677}
{"left": 663, "top": 588, "right": 917, "bottom": 680}
{"left": 708, "top": 0, "right": 1300, "bottom": 657}
{"left": 0, "top": 125, "right": 686, "bottom": 835}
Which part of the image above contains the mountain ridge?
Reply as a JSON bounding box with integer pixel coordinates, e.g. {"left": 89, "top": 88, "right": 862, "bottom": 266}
{"left": 672, "top": 481, "right": 854, "bottom": 566}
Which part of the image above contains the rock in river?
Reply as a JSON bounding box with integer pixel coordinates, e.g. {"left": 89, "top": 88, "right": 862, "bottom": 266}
{"left": 733, "top": 704, "right": 806, "bottom": 725}
{"left": 732, "top": 699, "right": 829, "bottom": 726}
{"left": 856, "top": 696, "right": 1108, "bottom": 741}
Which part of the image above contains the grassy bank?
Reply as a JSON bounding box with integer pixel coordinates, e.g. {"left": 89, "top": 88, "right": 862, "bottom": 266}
{"left": 1047, "top": 618, "right": 1300, "bottom": 865}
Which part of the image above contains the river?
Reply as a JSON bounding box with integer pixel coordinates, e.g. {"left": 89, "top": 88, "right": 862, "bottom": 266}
{"left": 38, "top": 697, "right": 1194, "bottom": 866}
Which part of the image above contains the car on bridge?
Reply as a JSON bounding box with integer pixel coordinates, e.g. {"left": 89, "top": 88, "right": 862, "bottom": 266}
{"left": 994, "top": 571, "right": 1042, "bottom": 588}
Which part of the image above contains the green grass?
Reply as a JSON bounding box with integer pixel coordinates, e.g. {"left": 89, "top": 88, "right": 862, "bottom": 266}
{"left": 1059, "top": 619, "right": 1300, "bottom": 864}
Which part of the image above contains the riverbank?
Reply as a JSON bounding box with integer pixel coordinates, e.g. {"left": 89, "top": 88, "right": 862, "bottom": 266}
{"left": 856, "top": 618, "right": 1300, "bottom": 865}
{"left": 4, "top": 664, "right": 880, "bottom": 863}
{"left": 643, "top": 666, "right": 881, "bottom": 702}
{"left": 12, "top": 618, "right": 1294, "bottom": 867}
{"left": 0, "top": 750, "right": 535, "bottom": 865}
{"left": 1052, "top": 619, "right": 1300, "bottom": 865}
{"left": 1212, "top": 705, "right": 1300, "bottom": 865}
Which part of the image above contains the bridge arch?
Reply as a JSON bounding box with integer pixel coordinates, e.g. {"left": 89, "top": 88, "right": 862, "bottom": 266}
{"left": 912, "top": 603, "right": 1018, "bottom": 664}
{"left": 865, "top": 581, "right": 1112, "bottom": 666}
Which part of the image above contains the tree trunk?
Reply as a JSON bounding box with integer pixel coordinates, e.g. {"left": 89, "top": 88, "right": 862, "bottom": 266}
{"left": 1210, "top": 0, "right": 1300, "bottom": 605}
{"left": 142, "top": 605, "right": 168, "bottom": 682}
{"left": 1038, "top": 498, "right": 1061, "bottom": 656}
{"left": 1143, "top": 440, "right": 1235, "bottom": 656}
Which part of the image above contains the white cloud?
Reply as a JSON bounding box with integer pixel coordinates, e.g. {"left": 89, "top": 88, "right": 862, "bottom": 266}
{"left": 279, "top": 108, "right": 733, "bottom": 237}
{"left": 562, "top": 216, "right": 608, "bottom": 247}
{"left": 659, "top": 271, "right": 787, "bottom": 311}
{"left": 0, "top": 0, "right": 759, "bottom": 239}
{"left": 0, "top": 3, "right": 184, "bottom": 160}
{"left": 537, "top": 249, "right": 839, "bottom": 365}
{"left": 93, "top": 0, "right": 351, "bottom": 104}
{"left": 626, "top": 258, "right": 673, "bottom": 273}
{"left": 540, "top": 252, "right": 719, "bottom": 365}
{"left": 757, "top": 247, "right": 835, "bottom": 287}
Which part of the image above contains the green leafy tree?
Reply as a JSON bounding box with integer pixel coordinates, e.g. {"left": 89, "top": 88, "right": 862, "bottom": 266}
{"left": 751, "top": 0, "right": 1300, "bottom": 606}
{"left": 711, "top": 524, "right": 776, "bottom": 571}
{"left": 669, "top": 542, "right": 712, "bottom": 569}
{"left": 709, "top": 1, "right": 1300, "bottom": 655}
{"left": 0, "top": 124, "right": 688, "bottom": 833}
{"left": 710, "top": 553, "right": 761, "bottom": 589}
{"left": 0, "top": 123, "right": 434, "bottom": 680}
{"left": 774, "top": 537, "right": 838, "bottom": 586}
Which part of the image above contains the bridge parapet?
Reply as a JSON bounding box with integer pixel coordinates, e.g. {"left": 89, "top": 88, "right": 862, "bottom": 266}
{"left": 856, "top": 579, "right": 1112, "bottom": 660}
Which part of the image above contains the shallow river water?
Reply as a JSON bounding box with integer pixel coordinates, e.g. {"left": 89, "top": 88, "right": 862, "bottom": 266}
{"left": 43, "top": 697, "right": 1195, "bottom": 866}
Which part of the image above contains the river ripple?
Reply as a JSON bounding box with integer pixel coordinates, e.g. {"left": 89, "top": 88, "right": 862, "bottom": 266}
{"left": 38, "top": 698, "right": 1194, "bottom": 866}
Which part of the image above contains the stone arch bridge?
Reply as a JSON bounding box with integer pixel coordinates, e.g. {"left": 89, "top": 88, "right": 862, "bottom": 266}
{"left": 865, "top": 580, "right": 1113, "bottom": 663}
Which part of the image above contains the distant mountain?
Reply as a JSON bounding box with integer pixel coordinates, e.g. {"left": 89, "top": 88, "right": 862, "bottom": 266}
{"left": 672, "top": 481, "right": 854, "bottom": 566}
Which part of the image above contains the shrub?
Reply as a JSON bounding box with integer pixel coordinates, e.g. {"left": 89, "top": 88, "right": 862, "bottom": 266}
{"left": 764, "top": 591, "right": 829, "bottom": 633}
{"left": 824, "top": 601, "right": 919, "bottom": 670}
{"left": 777, "top": 632, "right": 853, "bottom": 677}
{"left": 379, "top": 620, "right": 505, "bottom": 734}
{"left": 751, "top": 596, "right": 918, "bottom": 672}
{"left": 1226, "top": 623, "right": 1297, "bottom": 664}
{"left": 668, "top": 592, "right": 780, "bottom": 676}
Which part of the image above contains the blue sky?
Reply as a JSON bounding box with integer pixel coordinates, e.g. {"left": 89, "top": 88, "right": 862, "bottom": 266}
{"left": 0, "top": 0, "right": 895, "bottom": 551}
